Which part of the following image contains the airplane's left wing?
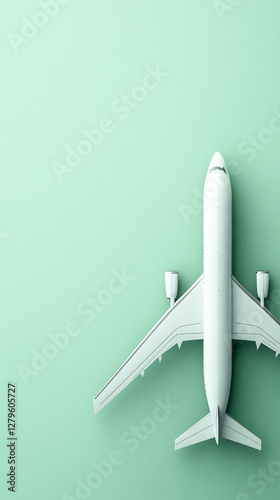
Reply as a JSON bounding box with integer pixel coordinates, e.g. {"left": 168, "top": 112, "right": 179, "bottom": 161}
{"left": 94, "top": 275, "right": 204, "bottom": 414}
{"left": 232, "top": 276, "right": 280, "bottom": 355}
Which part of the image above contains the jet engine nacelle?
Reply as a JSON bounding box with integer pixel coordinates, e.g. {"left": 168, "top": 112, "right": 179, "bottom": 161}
{"left": 256, "top": 271, "right": 269, "bottom": 308}
{"left": 165, "top": 271, "right": 178, "bottom": 308}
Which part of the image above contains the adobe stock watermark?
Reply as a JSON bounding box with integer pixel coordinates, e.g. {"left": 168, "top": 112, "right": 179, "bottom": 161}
{"left": 51, "top": 65, "right": 169, "bottom": 183}
{"left": 213, "top": 0, "right": 246, "bottom": 22}
{"left": 235, "top": 455, "right": 280, "bottom": 500}
{"left": 7, "top": 0, "right": 73, "bottom": 53}
{"left": 179, "top": 159, "right": 242, "bottom": 224}
{"left": 180, "top": 106, "right": 280, "bottom": 225}
{"left": 62, "top": 397, "right": 179, "bottom": 500}
{"left": 17, "top": 268, "right": 134, "bottom": 386}
{"left": 237, "top": 108, "right": 280, "bottom": 162}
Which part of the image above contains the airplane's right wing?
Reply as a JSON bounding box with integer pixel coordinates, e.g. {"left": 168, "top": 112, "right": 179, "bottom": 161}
{"left": 94, "top": 275, "right": 204, "bottom": 414}
{"left": 232, "top": 276, "right": 280, "bottom": 355}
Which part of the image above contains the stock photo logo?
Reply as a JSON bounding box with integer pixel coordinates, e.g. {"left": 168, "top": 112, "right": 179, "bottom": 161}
{"left": 237, "top": 108, "right": 280, "bottom": 162}
{"left": 17, "top": 268, "right": 134, "bottom": 385}
{"left": 62, "top": 397, "right": 179, "bottom": 500}
{"left": 179, "top": 159, "right": 241, "bottom": 224}
{"left": 235, "top": 456, "right": 280, "bottom": 500}
{"left": 213, "top": 0, "right": 246, "bottom": 21}
{"left": 179, "top": 107, "right": 280, "bottom": 225}
{"left": 51, "top": 65, "right": 169, "bottom": 182}
{"left": 7, "top": 0, "right": 73, "bottom": 53}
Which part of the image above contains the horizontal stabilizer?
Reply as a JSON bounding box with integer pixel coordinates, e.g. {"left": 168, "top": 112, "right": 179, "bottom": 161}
{"left": 222, "top": 413, "right": 261, "bottom": 450}
{"left": 175, "top": 413, "right": 214, "bottom": 450}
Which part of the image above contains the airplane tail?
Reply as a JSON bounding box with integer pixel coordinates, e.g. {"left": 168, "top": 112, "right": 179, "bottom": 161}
{"left": 221, "top": 413, "right": 261, "bottom": 450}
{"left": 175, "top": 409, "right": 261, "bottom": 451}
{"left": 175, "top": 412, "right": 214, "bottom": 449}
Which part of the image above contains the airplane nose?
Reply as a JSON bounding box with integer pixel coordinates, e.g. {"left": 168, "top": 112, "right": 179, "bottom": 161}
{"left": 208, "top": 152, "right": 227, "bottom": 174}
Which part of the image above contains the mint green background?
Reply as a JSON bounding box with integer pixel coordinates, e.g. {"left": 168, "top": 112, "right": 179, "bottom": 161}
{"left": 1, "top": 1, "right": 280, "bottom": 499}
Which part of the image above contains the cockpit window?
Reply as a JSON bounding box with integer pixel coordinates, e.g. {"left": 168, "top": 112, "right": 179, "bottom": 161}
{"left": 209, "top": 166, "right": 227, "bottom": 174}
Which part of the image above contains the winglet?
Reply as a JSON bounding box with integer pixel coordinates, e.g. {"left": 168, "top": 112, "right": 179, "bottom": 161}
{"left": 93, "top": 397, "right": 100, "bottom": 415}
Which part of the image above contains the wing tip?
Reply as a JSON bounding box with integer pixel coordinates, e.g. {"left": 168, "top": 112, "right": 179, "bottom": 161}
{"left": 174, "top": 437, "right": 186, "bottom": 451}
{"left": 93, "top": 397, "right": 100, "bottom": 415}
{"left": 222, "top": 413, "right": 262, "bottom": 450}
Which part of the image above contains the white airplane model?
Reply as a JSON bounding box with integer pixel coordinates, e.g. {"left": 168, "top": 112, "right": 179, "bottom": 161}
{"left": 94, "top": 152, "right": 280, "bottom": 451}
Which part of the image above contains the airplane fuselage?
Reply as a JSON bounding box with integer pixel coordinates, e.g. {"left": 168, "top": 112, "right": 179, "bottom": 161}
{"left": 203, "top": 163, "right": 232, "bottom": 439}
